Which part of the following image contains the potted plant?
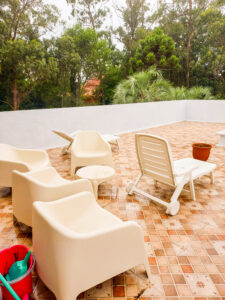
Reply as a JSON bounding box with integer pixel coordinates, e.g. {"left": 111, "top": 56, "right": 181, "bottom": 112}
{"left": 192, "top": 143, "right": 212, "bottom": 161}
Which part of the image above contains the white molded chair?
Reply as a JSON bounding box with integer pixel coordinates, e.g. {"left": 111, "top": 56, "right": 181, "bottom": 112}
{"left": 126, "top": 134, "right": 216, "bottom": 215}
{"left": 33, "top": 192, "right": 150, "bottom": 300}
{"left": 0, "top": 144, "right": 50, "bottom": 187}
{"left": 12, "top": 167, "right": 93, "bottom": 227}
{"left": 71, "top": 130, "right": 114, "bottom": 175}
{"left": 53, "top": 129, "right": 120, "bottom": 154}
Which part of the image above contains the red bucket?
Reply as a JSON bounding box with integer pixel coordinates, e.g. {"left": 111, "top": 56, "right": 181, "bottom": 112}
{"left": 0, "top": 245, "right": 35, "bottom": 300}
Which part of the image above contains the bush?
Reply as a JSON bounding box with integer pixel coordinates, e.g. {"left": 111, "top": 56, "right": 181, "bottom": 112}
{"left": 113, "top": 67, "right": 214, "bottom": 104}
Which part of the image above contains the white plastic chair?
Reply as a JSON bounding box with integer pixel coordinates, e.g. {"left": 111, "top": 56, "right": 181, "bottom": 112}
{"left": 12, "top": 167, "right": 93, "bottom": 227}
{"left": 33, "top": 191, "right": 150, "bottom": 300}
{"left": 53, "top": 130, "right": 120, "bottom": 154}
{"left": 126, "top": 134, "right": 216, "bottom": 215}
{"left": 71, "top": 130, "right": 114, "bottom": 175}
{"left": 0, "top": 144, "right": 50, "bottom": 187}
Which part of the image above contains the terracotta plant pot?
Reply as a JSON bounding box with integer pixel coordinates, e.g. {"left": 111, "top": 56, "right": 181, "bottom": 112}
{"left": 192, "top": 143, "right": 212, "bottom": 161}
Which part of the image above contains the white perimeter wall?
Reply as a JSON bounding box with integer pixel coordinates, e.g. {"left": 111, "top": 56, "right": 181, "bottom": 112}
{"left": 186, "top": 100, "right": 225, "bottom": 123}
{"left": 0, "top": 100, "right": 224, "bottom": 149}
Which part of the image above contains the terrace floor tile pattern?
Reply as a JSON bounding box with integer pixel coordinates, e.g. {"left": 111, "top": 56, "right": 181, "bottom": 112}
{"left": 0, "top": 121, "right": 225, "bottom": 300}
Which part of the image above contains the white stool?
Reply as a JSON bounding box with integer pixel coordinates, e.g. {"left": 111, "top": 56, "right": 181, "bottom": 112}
{"left": 76, "top": 165, "right": 116, "bottom": 198}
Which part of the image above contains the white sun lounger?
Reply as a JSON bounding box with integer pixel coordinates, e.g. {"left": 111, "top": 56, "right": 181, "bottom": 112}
{"left": 126, "top": 134, "right": 216, "bottom": 215}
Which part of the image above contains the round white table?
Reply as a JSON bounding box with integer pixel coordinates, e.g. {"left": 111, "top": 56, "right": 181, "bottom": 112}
{"left": 76, "top": 165, "right": 116, "bottom": 198}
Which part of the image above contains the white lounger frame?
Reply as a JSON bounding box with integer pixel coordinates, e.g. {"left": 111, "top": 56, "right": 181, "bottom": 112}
{"left": 126, "top": 134, "right": 216, "bottom": 215}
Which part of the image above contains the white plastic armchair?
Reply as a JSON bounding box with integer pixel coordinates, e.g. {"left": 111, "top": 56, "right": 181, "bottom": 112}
{"left": 33, "top": 192, "right": 150, "bottom": 300}
{"left": 12, "top": 167, "right": 94, "bottom": 227}
{"left": 71, "top": 130, "right": 114, "bottom": 175}
{"left": 0, "top": 144, "right": 50, "bottom": 187}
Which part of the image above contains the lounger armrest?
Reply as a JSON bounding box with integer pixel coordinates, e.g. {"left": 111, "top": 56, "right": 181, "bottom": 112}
{"left": 52, "top": 130, "right": 74, "bottom": 143}
{"left": 174, "top": 165, "right": 197, "bottom": 177}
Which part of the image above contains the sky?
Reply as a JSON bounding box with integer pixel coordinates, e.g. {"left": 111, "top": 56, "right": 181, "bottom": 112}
{"left": 43, "top": 0, "right": 159, "bottom": 44}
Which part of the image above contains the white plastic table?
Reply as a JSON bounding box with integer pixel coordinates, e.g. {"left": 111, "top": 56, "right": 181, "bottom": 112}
{"left": 76, "top": 165, "right": 116, "bottom": 198}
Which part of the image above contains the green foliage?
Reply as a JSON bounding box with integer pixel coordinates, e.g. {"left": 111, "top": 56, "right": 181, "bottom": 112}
{"left": 0, "top": 0, "right": 59, "bottom": 110}
{"left": 185, "top": 86, "right": 214, "bottom": 100}
{"left": 153, "top": 0, "right": 225, "bottom": 97}
{"left": 0, "top": 0, "right": 59, "bottom": 41}
{"left": 113, "top": 67, "right": 214, "bottom": 104}
{"left": 0, "top": 39, "right": 58, "bottom": 109}
{"left": 0, "top": 0, "right": 223, "bottom": 111}
{"left": 113, "top": 67, "right": 162, "bottom": 104}
{"left": 130, "top": 28, "right": 180, "bottom": 72}
{"left": 190, "top": 8, "right": 225, "bottom": 97}
{"left": 55, "top": 25, "right": 112, "bottom": 106}
{"left": 115, "top": 0, "right": 150, "bottom": 75}
{"left": 96, "top": 66, "right": 122, "bottom": 104}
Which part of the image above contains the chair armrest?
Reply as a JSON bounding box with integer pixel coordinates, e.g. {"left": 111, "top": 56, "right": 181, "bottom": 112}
{"left": 99, "top": 136, "right": 112, "bottom": 152}
{"left": 86, "top": 220, "right": 143, "bottom": 239}
{"left": 46, "top": 178, "right": 94, "bottom": 195}
{"left": 16, "top": 148, "right": 48, "bottom": 161}
{"left": 0, "top": 160, "right": 30, "bottom": 187}
{"left": 52, "top": 130, "right": 74, "bottom": 143}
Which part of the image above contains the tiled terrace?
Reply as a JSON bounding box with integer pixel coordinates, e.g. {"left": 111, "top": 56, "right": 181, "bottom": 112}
{"left": 0, "top": 121, "right": 225, "bottom": 299}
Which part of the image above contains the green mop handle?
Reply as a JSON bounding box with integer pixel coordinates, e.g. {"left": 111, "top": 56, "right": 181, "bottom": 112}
{"left": 0, "top": 273, "right": 21, "bottom": 300}
{"left": 24, "top": 251, "right": 31, "bottom": 264}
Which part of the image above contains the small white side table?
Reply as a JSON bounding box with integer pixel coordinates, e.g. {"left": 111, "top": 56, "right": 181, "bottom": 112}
{"left": 76, "top": 165, "right": 116, "bottom": 198}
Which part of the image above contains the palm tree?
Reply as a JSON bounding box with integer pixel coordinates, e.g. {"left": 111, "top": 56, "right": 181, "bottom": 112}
{"left": 113, "top": 67, "right": 163, "bottom": 104}
{"left": 113, "top": 67, "right": 214, "bottom": 104}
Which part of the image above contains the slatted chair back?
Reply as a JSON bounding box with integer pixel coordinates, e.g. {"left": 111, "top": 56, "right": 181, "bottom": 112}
{"left": 135, "top": 134, "right": 175, "bottom": 186}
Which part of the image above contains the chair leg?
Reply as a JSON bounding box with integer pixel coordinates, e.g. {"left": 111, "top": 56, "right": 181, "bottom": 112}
{"left": 170, "top": 182, "right": 185, "bottom": 203}
{"left": 144, "top": 257, "right": 151, "bottom": 280}
{"left": 153, "top": 180, "right": 158, "bottom": 187}
{"left": 210, "top": 171, "right": 214, "bottom": 184}
{"left": 189, "top": 179, "right": 196, "bottom": 201}
{"left": 167, "top": 180, "right": 186, "bottom": 215}
{"left": 126, "top": 174, "right": 142, "bottom": 195}
{"left": 91, "top": 180, "right": 99, "bottom": 199}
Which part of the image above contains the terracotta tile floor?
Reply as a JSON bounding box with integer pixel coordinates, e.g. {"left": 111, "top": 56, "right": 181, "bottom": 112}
{"left": 0, "top": 121, "right": 225, "bottom": 300}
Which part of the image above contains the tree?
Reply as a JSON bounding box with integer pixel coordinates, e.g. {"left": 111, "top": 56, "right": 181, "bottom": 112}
{"left": 66, "top": 0, "right": 109, "bottom": 31}
{"left": 154, "top": 0, "right": 213, "bottom": 87}
{"left": 191, "top": 8, "right": 225, "bottom": 97}
{"left": 113, "top": 67, "right": 164, "bottom": 104}
{"left": 0, "top": 39, "right": 58, "bottom": 110}
{"left": 114, "top": 0, "right": 150, "bottom": 75}
{"left": 56, "top": 25, "right": 112, "bottom": 105}
{"left": 115, "top": 0, "right": 150, "bottom": 49}
{"left": 0, "top": 0, "right": 59, "bottom": 110}
{"left": 130, "top": 28, "right": 180, "bottom": 73}
{"left": 0, "top": 0, "right": 59, "bottom": 41}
